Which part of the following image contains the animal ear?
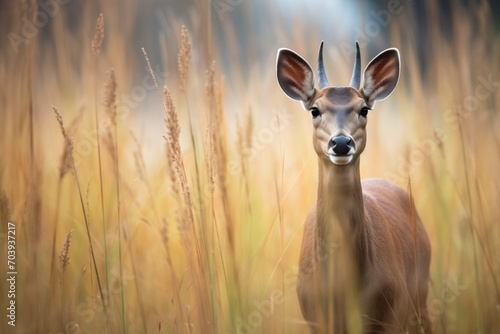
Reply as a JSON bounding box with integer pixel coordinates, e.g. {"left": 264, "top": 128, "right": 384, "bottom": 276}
{"left": 361, "top": 48, "right": 400, "bottom": 104}
{"left": 276, "top": 48, "right": 316, "bottom": 106}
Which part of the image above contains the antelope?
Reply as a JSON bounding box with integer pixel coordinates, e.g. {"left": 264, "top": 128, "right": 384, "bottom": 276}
{"left": 276, "top": 42, "right": 432, "bottom": 333}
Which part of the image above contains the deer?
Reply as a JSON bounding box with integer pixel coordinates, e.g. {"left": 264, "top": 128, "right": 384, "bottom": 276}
{"left": 276, "top": 42, "right": 432, "bottom": 334}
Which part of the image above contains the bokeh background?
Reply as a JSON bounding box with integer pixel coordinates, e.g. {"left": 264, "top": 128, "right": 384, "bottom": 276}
{"left": 1, "top": 0, "right": 500, "bottom": 333}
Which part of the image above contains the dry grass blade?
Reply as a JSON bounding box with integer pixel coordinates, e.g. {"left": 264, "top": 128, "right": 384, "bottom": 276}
{"left": 142, "top": 47, "right": 186, "bottom": 227}
{"left": 91, "top": 13, "right": 104, "bottom": 55}
{"left": 53, "top": 107, "right": 75, "bottom": 180}
{"left": 204, "top": 125, "right": 215, "bottom": 198}
{"left": 163, "top": 86, "right": 194, "bottom": 231}
{"left": 102, "top": 69, "right": 118, "bottom": 159}
{"left": 178, "top": 25, "right": 191, "bottom": 91}
{"left": 52, "top": 106, "right": 108, "bottom": 321}
{"left": 100, "top": 65, "right": 127, "bottom": 331}
{"left": 164, "top": 87, "right": 182, "bottom": 181}
{"left": 213, "top": 79, "right": 234, "bottom": 250}
{"left": 59, "top": 230, "right": 73, "bottom": 273}
{"left": 177, "top": 25, "right": 203, "bottom": 229}
{"left": 91, "top": 14, "right": 111, "bottom": 320}
{"left": 103, "top": 69, "right": 117, "bottom": 125}
{"left": 58, "top": 228, "right": 73, "bottom": 331}
{"left": 142, "top": 48, "right": 169, "bottom": 112}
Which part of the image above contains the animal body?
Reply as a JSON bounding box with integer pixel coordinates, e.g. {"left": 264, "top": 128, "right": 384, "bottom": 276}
{"left": 276, "top": 42, "right": 432, "bottom": 333}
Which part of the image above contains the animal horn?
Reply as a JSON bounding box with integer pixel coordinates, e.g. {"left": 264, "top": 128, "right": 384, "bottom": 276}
{"left": 349, "top": 41, "right": 361, "bottom": 89}
{"left": 318, "top": 41, "right": 329, "bottom": 89}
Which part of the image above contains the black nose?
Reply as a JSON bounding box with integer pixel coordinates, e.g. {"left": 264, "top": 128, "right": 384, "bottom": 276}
{"left": 331, "top": 136, "right": 353, "bottom": 155}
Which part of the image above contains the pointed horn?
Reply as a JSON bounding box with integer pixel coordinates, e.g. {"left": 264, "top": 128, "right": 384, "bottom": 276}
{"left": 318, "top": 41, "right": 329, "bottom": 89}
{"left": 349, "top": 41, "right": 361, "bottom": 89}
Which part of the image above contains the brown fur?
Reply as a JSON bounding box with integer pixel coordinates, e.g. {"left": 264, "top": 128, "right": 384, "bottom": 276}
{"left": 276, "top": 44, "right": 432, "bottom": 333}
{"left": 297, "top": 170, "right": 432, "bottom": 333}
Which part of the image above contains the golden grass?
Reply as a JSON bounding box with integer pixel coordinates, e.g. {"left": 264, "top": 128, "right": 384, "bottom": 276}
{"left": 59, "top": 230, "right": 73, "bottom": 274}
{"left": 0, "top": 0, "right": 499, "bottom": 333}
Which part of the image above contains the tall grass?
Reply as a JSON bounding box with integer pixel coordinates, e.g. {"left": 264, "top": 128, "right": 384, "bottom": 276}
{"left": 0, "top": 0, "right": 499, "bottom": 333}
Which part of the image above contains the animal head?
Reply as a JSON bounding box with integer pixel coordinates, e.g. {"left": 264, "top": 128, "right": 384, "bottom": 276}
{"left": 276, "top": 42, "right": 400, "bottom": 165}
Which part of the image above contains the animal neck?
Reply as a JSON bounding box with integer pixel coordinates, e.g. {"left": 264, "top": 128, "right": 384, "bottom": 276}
{"left": 315, "top": 157, "right": 367, "bottom": 273}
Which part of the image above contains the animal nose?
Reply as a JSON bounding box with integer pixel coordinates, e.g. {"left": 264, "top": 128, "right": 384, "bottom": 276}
{"left": 331, "top": 136, "right": 353, "bottom": 155}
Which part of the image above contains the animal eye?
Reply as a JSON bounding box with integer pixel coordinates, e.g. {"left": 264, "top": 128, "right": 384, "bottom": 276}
{"left": 359, "top": 107, "right": 370, "bottom": 118}
{"left": 310, "top": 107, "right": 320, "bottom": 118}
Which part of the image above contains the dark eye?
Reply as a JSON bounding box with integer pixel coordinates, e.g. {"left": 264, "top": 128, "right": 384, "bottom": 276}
{"left": 359, "top": 107, "right": 370, "bottom": 118}
{"left": 310, "top": 107, "right": 320, "bottom": 118}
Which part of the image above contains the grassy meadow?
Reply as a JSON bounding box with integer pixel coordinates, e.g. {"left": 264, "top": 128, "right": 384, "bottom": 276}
{"left": 1, "top": 0, "right": 500, "bottom": 333}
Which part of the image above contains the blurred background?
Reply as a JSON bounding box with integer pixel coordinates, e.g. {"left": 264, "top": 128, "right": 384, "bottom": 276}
{"left": 1, "top": 0, "right": 499, "bottom": 333}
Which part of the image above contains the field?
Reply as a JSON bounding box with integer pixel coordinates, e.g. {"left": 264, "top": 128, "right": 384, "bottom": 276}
{"left": 1, "top": 0, "right": 499, "bottom": 333}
